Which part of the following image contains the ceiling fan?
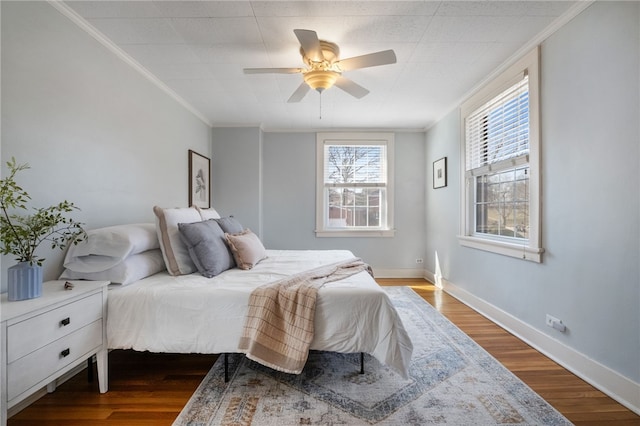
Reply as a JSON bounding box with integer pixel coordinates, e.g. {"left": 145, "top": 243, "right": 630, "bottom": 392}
{"left": 244, "top": 29, "right": 397, "bottom": 103}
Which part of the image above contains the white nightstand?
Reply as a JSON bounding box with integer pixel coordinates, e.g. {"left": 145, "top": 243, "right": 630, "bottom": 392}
{"left": 0, "top": 280, "right": 109, "bottom": 425}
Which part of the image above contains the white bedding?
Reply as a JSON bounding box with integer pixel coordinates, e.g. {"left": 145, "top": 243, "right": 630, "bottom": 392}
{"left": 107, "top": 249, "right": 413, "bottom": 376}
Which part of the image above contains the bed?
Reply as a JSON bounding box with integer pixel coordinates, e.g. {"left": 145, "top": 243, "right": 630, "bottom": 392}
{"left": 60, "top": 209, "right": 413, "bottom": 378}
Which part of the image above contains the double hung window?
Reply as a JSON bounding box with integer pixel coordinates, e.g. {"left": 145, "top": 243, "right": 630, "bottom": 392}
{"left": 316, "top": 133, "right": 394, "bottom": 237}
{"left": 460, "top": 47, "right": 543, "bottom": 262}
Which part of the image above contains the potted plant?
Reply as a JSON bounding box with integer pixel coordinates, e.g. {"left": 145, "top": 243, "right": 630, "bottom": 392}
{"left": 0, "top": 158, "right": 86, "bottom": 301}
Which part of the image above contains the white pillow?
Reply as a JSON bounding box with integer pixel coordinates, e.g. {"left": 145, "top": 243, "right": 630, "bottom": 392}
{"left": 153, "top": 206, "right": 202, "bottom": 276}
{"left": 63, "top": 223, "right": 158, "bottom": 273}
{"left": 195, "top": 206, "right": 221, "bottom": 220}
{"left": 60, "top": 249, "right": 165, "bottom": 285}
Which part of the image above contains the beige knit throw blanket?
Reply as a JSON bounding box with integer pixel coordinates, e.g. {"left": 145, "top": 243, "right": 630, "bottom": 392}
{"left": 237, "top": 257, "right": 372, "bottom": 374}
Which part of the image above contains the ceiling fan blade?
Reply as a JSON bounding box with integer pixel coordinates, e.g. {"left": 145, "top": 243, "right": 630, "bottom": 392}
{"left": 338, "top": 50, "right": 397, "bottom": 71}
{"left": 243, "top": 67, "right": 303, "bottom": 74}
{"left": 287, "top": 82, "right": 311, "bottom": 103}
{"left": 334, "top": 76, "right": 370, "bottom": 99}
{"left": 294, "top": 29, "right": 324, "bottom": 62}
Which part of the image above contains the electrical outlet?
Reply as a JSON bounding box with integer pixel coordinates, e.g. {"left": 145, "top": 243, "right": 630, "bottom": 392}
{"left": 546, "top": 314, "right": 566, "bottom": 332}
{"left": 415, "top": 258, "right": 424, "bottom": 264}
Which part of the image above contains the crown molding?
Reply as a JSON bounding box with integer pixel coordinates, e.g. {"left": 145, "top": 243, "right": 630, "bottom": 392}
{"left": 47, "top": 1, "right": 213, "bottom": 127}
{"left": 427, "top": 1, "right": 595, "bottom": 131}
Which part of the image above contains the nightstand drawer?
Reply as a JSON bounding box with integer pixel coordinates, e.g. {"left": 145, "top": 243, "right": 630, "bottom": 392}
{"left": 7, "top": 319, "right": 103, "bottom": 401}
{"left": 7, "top": 292, "right": 102, "bottom": 363}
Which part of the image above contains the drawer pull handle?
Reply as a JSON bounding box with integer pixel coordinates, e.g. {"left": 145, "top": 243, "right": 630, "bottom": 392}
{"left": 60, "top": 348, "right": 70, "bottom": 358}
{"left": 60, "top": 317, "right": 70, "bottom": 326}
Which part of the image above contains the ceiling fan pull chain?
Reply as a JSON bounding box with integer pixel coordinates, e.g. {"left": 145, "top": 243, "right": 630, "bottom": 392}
{"left": 319, "top": 92, "right": 323, "bottom": 120}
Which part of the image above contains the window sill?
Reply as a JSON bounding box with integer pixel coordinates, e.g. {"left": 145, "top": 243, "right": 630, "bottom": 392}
{"left": 458, "top": 235, "right": 544, "bottom": 263}
{"left": 315, "top": 229, "right": 396, "bottom": 238}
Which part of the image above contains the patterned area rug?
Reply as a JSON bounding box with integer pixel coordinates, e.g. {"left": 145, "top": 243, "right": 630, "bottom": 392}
{"left": 174, "top": 286, "right": 571, "bottom": 425}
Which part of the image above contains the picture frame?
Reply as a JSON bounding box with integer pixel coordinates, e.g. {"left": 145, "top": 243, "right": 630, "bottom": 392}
{"left": 188, "top": 149, "right": 211, "bottom": 208}
{"left": 433, "top": 157, "right": 447, "bottom": 189}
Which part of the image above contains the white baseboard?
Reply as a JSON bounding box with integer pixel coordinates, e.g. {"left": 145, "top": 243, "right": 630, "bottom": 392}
{"left": 424, "top": 270, "right": 640, "bottom": 415}
{"left": 372, "top": 268, "right": 427, "bottom": 279}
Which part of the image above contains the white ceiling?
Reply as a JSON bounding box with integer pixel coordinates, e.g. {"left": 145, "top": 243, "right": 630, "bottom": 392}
{"left": 62, "top": 1, "right": 578, "bottom": 130}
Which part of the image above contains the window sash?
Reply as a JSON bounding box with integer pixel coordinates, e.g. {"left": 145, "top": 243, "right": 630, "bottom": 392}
{"left": 323, "top": 144, "right": 387, "bottom": 186}
{"left": 325, "top": 187, "right": 387, "bottom": 229}
{"left": 472, "top": 166, "right": 530, "bottom": 241}
{"left": 465, "top": 75, "right": 530, "bottom": 172}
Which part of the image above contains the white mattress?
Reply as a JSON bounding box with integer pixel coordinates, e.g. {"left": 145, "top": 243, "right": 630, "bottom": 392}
{"left": 107, "top": 249, "right": 413, "bottom": 376}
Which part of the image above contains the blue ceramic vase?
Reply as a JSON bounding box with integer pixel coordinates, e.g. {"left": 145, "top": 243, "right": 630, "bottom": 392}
{"left": 8, "top": 262, "right": 43, "bottom": 301}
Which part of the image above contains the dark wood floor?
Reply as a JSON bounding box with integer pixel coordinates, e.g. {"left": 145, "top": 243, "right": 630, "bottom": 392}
{"left": 8, "top": 279, "right": 640, "bottom": 425}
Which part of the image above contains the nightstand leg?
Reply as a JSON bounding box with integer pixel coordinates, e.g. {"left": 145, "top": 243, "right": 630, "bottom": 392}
{"left": 96, "top": 349, "right": 108, "bottom": 393}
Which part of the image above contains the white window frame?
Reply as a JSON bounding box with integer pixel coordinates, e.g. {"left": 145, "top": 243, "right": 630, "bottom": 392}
{"left": 459, "top": 47, "right": 544, "bottom": 262}
{"left": 316, "top": 132, "right": 395, "bottom": 237}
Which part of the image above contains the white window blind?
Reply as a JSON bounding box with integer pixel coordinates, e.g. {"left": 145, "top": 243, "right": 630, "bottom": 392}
{"left": 323, "top": 143, "right": 387, "bottom": 188}
{"left": 465, "top": 74, "right": 530, "bottom": 176}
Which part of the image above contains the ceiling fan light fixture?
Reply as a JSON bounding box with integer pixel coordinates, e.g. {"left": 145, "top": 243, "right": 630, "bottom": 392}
{"left": 244, "top": 29, "right": 396, "bottom": 102}
{"left": 303, "top": 70, "right": 339, "bottom": 93}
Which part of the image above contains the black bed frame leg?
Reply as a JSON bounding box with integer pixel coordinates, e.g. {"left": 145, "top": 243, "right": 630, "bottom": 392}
{"left": 360, "top": 352, "right": 364, "bottom": 374}
{"left": 224, "top": 353, "right": 229, "bottom": 382}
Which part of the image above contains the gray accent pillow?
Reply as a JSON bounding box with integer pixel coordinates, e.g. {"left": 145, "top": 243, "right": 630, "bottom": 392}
{"left": 178, "top": 219, "right": 235, "bottom": 278}
{"left": 214, "top": 216, "right": 244, "bottom": 234}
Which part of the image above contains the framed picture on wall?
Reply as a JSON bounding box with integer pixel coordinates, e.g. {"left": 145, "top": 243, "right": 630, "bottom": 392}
{"left": 433, "top": 157, "right": 447, "bottom": 189}
{"left": 188, "top": 149, "right": 211, "bottom": 208}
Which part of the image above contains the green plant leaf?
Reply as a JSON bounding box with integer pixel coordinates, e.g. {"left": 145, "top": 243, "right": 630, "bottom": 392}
{"left": 0, "top": 159, "right": 86, "bottom": 265}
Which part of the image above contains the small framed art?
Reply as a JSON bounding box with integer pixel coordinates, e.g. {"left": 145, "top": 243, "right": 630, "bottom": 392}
{"left": 188, "top": 150, "right": 211, "bottom": 208}
{"left": 433, "top": 157, "right": 447, "bottom": 189}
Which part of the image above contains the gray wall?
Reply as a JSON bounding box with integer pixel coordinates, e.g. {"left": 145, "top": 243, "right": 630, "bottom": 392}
{"left": 425, "top": 0, "right": 639, "bottom": 387}
{"left": 212, "top": 129, "right": 427, "bottom": 275}
{"left": 1, "top": 1, "right": 211, "bottom": 287}
{"left": 211, "top": 127, "right": 263, "bottom": 236}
